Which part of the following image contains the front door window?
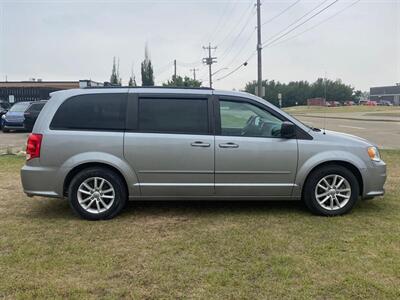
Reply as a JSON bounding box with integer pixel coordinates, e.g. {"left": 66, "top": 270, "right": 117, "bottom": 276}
{"left": 220, "top": 100, "right": 283, "bottom": 138}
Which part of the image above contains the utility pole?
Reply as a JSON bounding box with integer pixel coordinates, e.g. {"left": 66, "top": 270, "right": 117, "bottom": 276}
{"left": 202, "top": 43, "right": 217, "bottom": 88}
{"left": 173, "top": 59, "right": 177, "bottom": 78}
{"left": 190, "top": 68, "right": 199, "bottom": 80}
{"left": 256, "top": 0, "right": 263, "bottom": 97}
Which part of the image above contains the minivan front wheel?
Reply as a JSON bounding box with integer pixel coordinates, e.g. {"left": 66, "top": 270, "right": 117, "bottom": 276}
{"left": 68, "top": 167, "right": 127, "bottom": 220}
{"left": 303, "top": 165, "right": 359, "bottom": 216}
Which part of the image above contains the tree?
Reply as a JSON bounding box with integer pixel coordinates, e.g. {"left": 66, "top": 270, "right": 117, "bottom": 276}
{"left": 244, "top": 78, "right": 357, "bottom": 107}
{"left": 128, "top": 76, "right": 137, "bottom": 87}
{"left": 110, "top": 57, "right": 119, "bottom": 85}
{"left": 162, "top": 75, "right": 202, "bottom": 88}
{"left": 128, "top": 64, "right": 137, "bottom": 87}
{"left": 141, "top": 45, "right": 154, "bottom": 86}
{"left": 110, "top": 57, "right": 122, "bottom": 86}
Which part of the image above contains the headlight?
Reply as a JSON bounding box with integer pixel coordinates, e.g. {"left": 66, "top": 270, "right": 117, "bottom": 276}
{"left": 367, "top": 146, "right": 381, "bottom": 162}
{"left": 1, "top": 114, "right": 5, "bottom": 120}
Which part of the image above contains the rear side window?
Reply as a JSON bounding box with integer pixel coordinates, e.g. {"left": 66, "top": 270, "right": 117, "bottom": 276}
{"left": 138, "top": 98, "right": 208, "bottom": 134}
{"left": 27, "top": 103, "right": 45, "bottom": 112}
{"left": 50, "top": 94, "right": 127, "bottom": 131}
{"left": 9, "top": 102, "right": 30, "bottom": 112}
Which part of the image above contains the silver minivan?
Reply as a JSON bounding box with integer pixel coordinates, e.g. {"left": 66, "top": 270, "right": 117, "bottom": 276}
{"left": 21, "top": 88, "right": 386, "bottom": 220}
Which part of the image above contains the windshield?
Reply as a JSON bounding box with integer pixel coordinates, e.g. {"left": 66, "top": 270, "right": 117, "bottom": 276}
{"left": 9, "top": 102, "right": 30, "bottom": 112}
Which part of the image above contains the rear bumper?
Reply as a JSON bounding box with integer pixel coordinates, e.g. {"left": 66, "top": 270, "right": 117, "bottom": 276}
{"left": 361, "top": 160, "right": 386, "bottom": 200}
{"left": 21, "top": 164, "right": 62, "bottom": 198}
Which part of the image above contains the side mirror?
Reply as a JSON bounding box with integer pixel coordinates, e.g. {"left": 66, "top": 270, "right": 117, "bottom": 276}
{"left": 281, "top": 121, "right": 296, "bottom": 138}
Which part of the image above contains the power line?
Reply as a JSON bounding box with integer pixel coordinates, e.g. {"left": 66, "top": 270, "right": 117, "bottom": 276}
{"left": 218, "top": 6, "right": 256, "bottom": 62}
{"left": 261, "top": 0, "right": 330, "bottom": 42}
{"left": 217, "top": 2, "right": 255, "bottom": 47}
{"left": 223, "top": 27, "right": 256, "bottom": 69}
{"left": 208, "top": 0, "right": 239, "bottom": 45}
{"left": 176, "top": 59, "right": 202, "bottom": 67}
{"left": 215, "top": 0, "right": 341, "bottom": 82}
{"left": 215, "top": 52, "right": 255, "bottom": 82}
{"left": 262, "top": 0, "right": 339, "bottom": 48}
{"left": 272, "top": 0, "right": 362, "bottom": 47}
{"left": 262, "top": 0, "right": 301, "bottom": 26}
{"left": 216, "top": 0, "right": 304, "bottom": 79}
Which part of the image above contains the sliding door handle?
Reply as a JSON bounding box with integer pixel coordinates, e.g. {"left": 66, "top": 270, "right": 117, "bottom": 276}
{"left": 219, "top": 142, "right": 239, "bottom": 149}
{"left": 191, "top": 141, "right": 211, "bottom": 147}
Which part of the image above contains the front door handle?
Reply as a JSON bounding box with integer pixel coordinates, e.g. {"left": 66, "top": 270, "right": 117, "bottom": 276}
{"left": 191, "top": 141, "right": 211, "bottom": 148}
{"left": 219, "top": 142, "right": 239, "bottom": 149}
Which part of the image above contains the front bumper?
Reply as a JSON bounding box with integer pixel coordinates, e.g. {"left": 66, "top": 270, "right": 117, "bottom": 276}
{"left": 362, "top": 160, "right": 386, "bottom": 199}
{"left": 4, "top": 121, "right": 25, "bottom": 130}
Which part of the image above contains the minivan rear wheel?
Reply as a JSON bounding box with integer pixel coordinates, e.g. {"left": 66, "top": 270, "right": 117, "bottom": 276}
{"left": 303, "top": 165, "right": 359, "bottom": 216}
{"left": 68, "top": 167, "right": 127, "bottom": 220}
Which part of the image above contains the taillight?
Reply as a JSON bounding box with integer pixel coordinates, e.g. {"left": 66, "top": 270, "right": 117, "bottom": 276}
{"left": 26, "top": 133, "right": 43, "bottom": 161}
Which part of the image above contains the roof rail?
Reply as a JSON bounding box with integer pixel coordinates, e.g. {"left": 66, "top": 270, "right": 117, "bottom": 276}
{"left": 83, "top": 86, "right": 213, "bottom": 90}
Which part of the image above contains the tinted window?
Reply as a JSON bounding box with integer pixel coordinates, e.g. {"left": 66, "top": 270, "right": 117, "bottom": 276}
{"left": 138, "top": 98, "right": 208, "bottom": 134}
{"left": 27, "top": 103, "right": 45, "bottom": 113}
{"left": 9, "top": 102, "right": 31, "bottom": 112}
{"left": 220, "top": 100, "right": 283, "bottom": 137}
{"left": 51, "top": 94, "right": 126, "bottom": 130}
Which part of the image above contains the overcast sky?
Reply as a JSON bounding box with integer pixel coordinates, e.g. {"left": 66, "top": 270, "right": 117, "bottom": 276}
{"left": 0, "top": 0, "right": 399, "bottom": 91}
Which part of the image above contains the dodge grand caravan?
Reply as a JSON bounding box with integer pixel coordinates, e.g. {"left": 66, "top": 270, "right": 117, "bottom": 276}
{"left": 21, "top": 88, "right": 386, "bottom": 220}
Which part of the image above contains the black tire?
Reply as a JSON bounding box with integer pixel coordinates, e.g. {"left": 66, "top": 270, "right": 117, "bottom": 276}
{"left": 303, "top": 165, "right": 359, "bottom": 216}
{"left": 68, "top": 167, "right": 127, "bottom": 220}
{"left": 2, "top": 128, "right": 9, "bottom": 133}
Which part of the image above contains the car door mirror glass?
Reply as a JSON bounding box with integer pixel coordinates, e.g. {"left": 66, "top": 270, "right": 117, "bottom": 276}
{"left": 281, "top": 122, "right": 296, "bottom": 138}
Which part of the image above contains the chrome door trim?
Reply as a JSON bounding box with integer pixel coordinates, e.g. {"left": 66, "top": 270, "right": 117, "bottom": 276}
{"left": 139, "top": 170, "right": 213, "bottom": 174}
{"left": 134, "top": 183, "right": 296, "bottom": 187}
{"left": 215, "top": 183, "right": 296, "bottom": 187}
{"left": 216, "top": 170, "right": 291, "bottom": 174}
{"left": 134, "top": 183, "right": 214, "bottom": 187}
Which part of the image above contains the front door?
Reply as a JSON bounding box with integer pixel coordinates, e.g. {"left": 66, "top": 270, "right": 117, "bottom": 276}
{"left": 124, "top": 95, "right": 214, "bottom": 196}
{"left": 215, "top": 98, "right": 298, "bottom": 197}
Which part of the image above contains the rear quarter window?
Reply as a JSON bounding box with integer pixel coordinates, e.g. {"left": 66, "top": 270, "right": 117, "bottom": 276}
{"left": 27, "top": 103, "right": 45, "bottom": 113}
{"left": 50, "top": 94, "right": 127, "bottom": 131}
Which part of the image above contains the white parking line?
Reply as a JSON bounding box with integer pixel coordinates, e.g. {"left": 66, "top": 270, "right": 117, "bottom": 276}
{"left": 338, "top": 125, "right": 365, "bottom": 130}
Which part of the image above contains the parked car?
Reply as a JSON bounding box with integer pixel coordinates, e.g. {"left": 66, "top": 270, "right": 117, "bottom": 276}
{"left": 21, "top": 88, "right": 386, "bottom": 220}
{"left": 0, "top": 102, "right": 10, "bottom": 129}
{"left": 2, "top": 101, "right": 32, "bottom": 132}
{"left": 343, "top": 101, "right": 355, "bottom": 106}
{"left": 378, "top": 100, "right": 393, "bottom": 106}
{"left": 359, "top": 100, "right": 377, "bottom": 106}
{"left": 23, "top": 101, "right": 47, "bottom": 132}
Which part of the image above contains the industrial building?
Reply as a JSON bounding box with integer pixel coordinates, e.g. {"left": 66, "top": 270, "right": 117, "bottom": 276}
{"left": 370, "top": 84, "right": 400, "bottom": 105}
{"left": 0, "top": 80, "right": 103, "bottom": 103}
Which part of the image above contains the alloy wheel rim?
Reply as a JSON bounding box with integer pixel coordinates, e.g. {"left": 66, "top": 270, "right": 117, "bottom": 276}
{"left": 77, "top": 177, "right": 115, "bottom": 214}
{"left": 314, "top": 174, "right": 351, "bottom": 211}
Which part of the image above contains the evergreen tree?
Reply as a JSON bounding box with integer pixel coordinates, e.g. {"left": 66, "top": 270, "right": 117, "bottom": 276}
{"left": 128, "top": 64, "right": 137, "bottom": 87}
{"left": 141, "top": 45, "right": 154, "bottom": 86}
{"left": 110, "top": 57, "right": 119, "bottom": 85}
